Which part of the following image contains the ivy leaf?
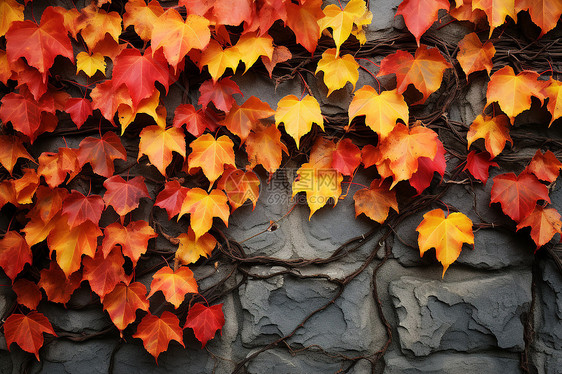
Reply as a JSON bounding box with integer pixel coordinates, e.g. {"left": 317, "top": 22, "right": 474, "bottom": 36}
{"left": 133, "top": 311, "right": 184, "bottom": 362}
{"left": 517, "top": 205, "right": 562, "bottom": 249}
{"left": 543, "top": 78, "right": 562, "bottom": 126}
{"left": 0, "top": 135, "right": 34, "bottom": 175}
{"left": 198, "top": 77, "right": 243, "bottom": 112}
{"left": 77, "top": 132, "right": 127, "bottom": 178}
{"left": 262, "top": 45, "right": 292, "bottom": 78}
{"left": 61, "top": 191, "right": 104, "bottom": 228}
{"left": 37, "top": 147, "right": 81, "bottom": 188}
{"left": 457, "top": 32, "right": 496, "bottom": 78}
{"left": 348, "top": 87, "right": 409, "bottom": 139}
{"left": 245, "top": 122, "right": 289, "bottom": 175}
{"left": 32, "top": 187, "right": 67, "bottom": 224}
{"left": 416, "top": 209, "right": 474, "bottom": 277}
{"left": 38, "top": 261, "right": 82, "bottom": 304}
{"left": 90, "top": 80, "right": 132, "bottom": 124}
{"left": 331, "top": 138, "right": 361, "bottom": 176}
{"left": 315, "top": 49, "right": 359, "bottom": 96}
{"left": 463, "top": 150, "right": 498, "bottom": 184}
{"left": 490, "top": 172, "right": 550, "bottom": 222}
{"left": 13, "top": 279, "right": 42, "bottom": 310}
{"left": 409, "top": 140, "right": 446, "bottom": 195}
{"left": 103, "top": 176, "right": 150, "bottom": 217}
{"left": 354, "top": 179, "right": 398, "bottom": 223}
{"left": 516, "top": 0, "right": 562, "bottom": 36}
{"left": 188, "top": 134, "right": 235, "bottom": 186}
{"left": 185, "top": 303, "right": 225, "bottom": 348}
{"left": 101, "top": 220, "right": 157, "bottom": 266}
{"left": 199, "top": 40, "right": 241, "bottom": 82}
{"left": 467, "top": 113, "right": 512, "bottom": 158}
{"left": 103, "top": 282, "right": 150, "bottom": 332}
{"left": 179, "top": 188, "right": 230, "bottom": 239}
{"left": 0, "top": 0, "right": 24, "bottom": 37}
{"left": 378, "top": 45, "right": 452, "bottom": 105}
{"left": 82, "top": 248, "right": 129, "bottom": 300}
{"left": 175, "top": 228, "right": 217, "bottom": 266}
{"left": 4, "top": 311, "right": 56, "bottom": 360}
{"left": 123, "top": 0, "right": 164, "bottom": 42}
{"left": 154, "top": 180, "right": 190, "bottom": 220}
{"left": 147, "top": 266, "right": 198, "bottom": 308}
{"left": 0, "top": 231, "right": 32, "bottom": 281}
{"left": 139, "top": 125, "right": 186, "bottom": 176}
{"left": 118, "top": 91, "right": 166, "bottom": 134}
{"left": 64, "top": 98, "right": 93, "bottom": 129}
{"left": 396, "top": 0, "right": 450, "bottom": 46}
{"left": 76, "top": 52, "right": 106, "bottom": 77}
{"left": 216, "top": 168, "right": 260, "bottom": 210}
{"left": 235, "top": 32, "right": 274, "bottom": 73}
{"left": 75, "top": 3, "right": 122, "bottom": 50}
{"left": 220, "top": 96, "right": 275, "bottom": 142}
{"left": 173, "top": 104, "right": 218, "bottom": 137}
{"left": 525, "top": 150, "right": 562, "bottom": 183}
{"left": 285, "top": 0, "right": 323, "bottom": 53}
{"left": 275, "top": 94, "right": 324, "bottom": 149}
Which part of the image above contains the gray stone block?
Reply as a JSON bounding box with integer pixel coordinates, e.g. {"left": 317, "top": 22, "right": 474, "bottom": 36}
{"left": 246, "top": 349, "right": 344, "bottom": 374}
{"left": 389, "top": 271, "right": 532, "bottom": 356}
{"left": 39, "top": 303, "right": 112, "bottom": 335}
{"left": 535, "top": 259, "right": 562, "bottom": 351}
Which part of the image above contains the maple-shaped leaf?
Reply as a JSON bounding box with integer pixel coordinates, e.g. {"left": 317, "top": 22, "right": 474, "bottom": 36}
{"left": 13, "top": 168, "right": 39, "bottom": 205}
{"left": 76, "top": 52, "right": 106, "bottom": 77}
{"left": 292, "top": 137, "right": 343, "bottom": 218}
{"left": 409, "top": 140, "right": 446, "bottom": 195}
{"left": 450, "top": 0, "right": 487, "bottom": 23}
{"left": 147, "top": 266, "right": 198, "bottom": 308}
{"left": 47, "top": 216, "right": 101, "bottom": 277}
{"left": 354, "top": 179, "right": 398, "bottom": 223}
{"left": 4, "top": 312, "right": 56, "bottom": 360}
{"left": 103, "top": 176, "right": 150, "bottom": 217}
{"left": 101, "top": 221, "right": 157, "bottom": 265}
{"left": 543, "top": 78, "right": 562, "bottom": 126}
{"left": 0, "top": 50, "right": 10, "bottom": 84}
{"left": 155, "top": 180, "right": 190, "bottom": 220}
{"left": 38, "top": 261, "right": 82, "bottom": 304}
{"left": 75, "top": 3, "right": 122, "bottom": 50}
{"left": 221, "top": 96, "right": 274, "bottom": 141}
{"left": 198, "top": 77, "right": 243, "bottom": 112}
{"left": 22, "top": 211, "right": 59, "bottom": 247}
{"left": 199, "top": 40, "right": 241, "bottom": 82}
{"left": 216, "top": 168, "right": 260, "bottom": 210}
{"left": 90, "top": 80, "right": 132, "bottom": 123}
{"left": 175, "top": 228, "right": 216, "bottom": 266}
{"left": 77, "top": 132, "right": 127, "bottom": 178}
{"left": 118, "top": 90, "right": 166, "bottom": 134}
{"left": 318, "top": 0, "right": 371, "bottom": 55}
{"left": 173, "top": 104, "right": 218, "bottom": 137}
{"left": 262, "top": 45, "right": 292, "bottom": 78}
{"left": 185, "top": 303, "right": 225, "bottom": 348}
{"left": 31, "top": 187, "right": 68, "bottom": 224}
{"left": 37, "top": 147, "right": 81, "bottom": 188}
{"left": 467, "top": 113, "right": 512, "bottom": 158}
{"left": 13, "top": 279, "right": 42, "bottom": 310}
{"left": 179, "top": 188, "right": 230, "bottom": 239}
{"left": 0, "top": 231, "right": 32, "bottom": 281}
{"left": 235, "top": 32, "right": 274, "bottom": 73}
{"left": 0, "top": 0, "right": 23, "bottom": 37}
{"left": 315, "top": 49, "right": 359, "bottom": 96}
{"left": 103, "top": 281, "right": 149, "bottom": 332}
{"left": 516, "top": 0, "right": 562, "bottom": 36}
{"left": 83, "top": 248, "right": 129, "bottom": 300}
{"left": 64, "top": 98, "right": 93, "bottom": 129}
{"left": 486, "top": 66, "right": 546, "bottom": 120}
{"left": 245, "top": 122, "right": 289, "bottom": 175}
{"left": 348, "top": 87, "right": 409, "bottom": 139}
{"left": 245, "top": 0, "right": 288, "bottom": 34}
{"left": 377, "top": 122, "right": 439, "bottom": 187}
{"left": 378, "top": 45, "right": 452, "bottom": 105}
{"left": 286, "top": 0, "right": 323, "bottom": 53}
{"left": 151, "top": 9, "right": 211, "bottom": 71}
{"left": 275, "top": 94, "right": 323, "bottom": 149}
{"left": 61, "top": 191, "right": 104, "bottom": 228}
{"left": 133, "top": 311, "right": 184, "bottom": 362}
{"left": 123, "top": 0, "right": 164, "bottom": 42}
{"left": 517, "top": 205, "right": 562, "bottom": 249}
{"left": 188, "top": 134, "right": 235, "bottom": 186}
{"left": 416, "top": 209, "right": 474, "bottom": 276}
{"left": 463, "top": 150, "right": 498, "bottom": 184}
{"left": 10, "top": 60, "right": 48, "bottom": 101}
{"left": 139, "top": 125, "right": 186, "bottom": 176}
{"left": 331, "top": 138, "right": 361, "bottom": 176}
{"left": 457, "top": 32, "right": 496, "bottom": 78}
{"left": 525, "top": 150, "right": 562, "bottom": 183}
{"left": 6, "top": 7, "right": 73, "bottom": 75}
{"left": 112, "top": 47, "right": 172, "bottom": 108}
{"left": 490, "top": 172, "right": 550, "bottom": 222}
{"left": 472, "top": 0, "right": 516, "bottom": 37}
{"left": 0, "top": 135, "right": 34, "bottom": 175}
{"left": 396, "top": 0, "right": 449, "bottom": 46}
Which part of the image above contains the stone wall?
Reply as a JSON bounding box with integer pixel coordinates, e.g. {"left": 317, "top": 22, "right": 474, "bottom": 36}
{"left": 1, "top": 0, "right": 562, "bottom": 373}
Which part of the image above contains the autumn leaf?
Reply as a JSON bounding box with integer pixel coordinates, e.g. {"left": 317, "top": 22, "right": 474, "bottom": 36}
{"left": 245, "top": 122, "right": 289, "bottom": 175}
{"left": 180, "top": 0, "right": 253, "bottom": 26}
{"left": 188, "top": 134, "right": 235, "bottom": 186}
{"left": 31, "top": 187, "right": 67, "bottom": 224}
{"left": 101, "top": 220, "right": 157, "bottom": 265}
{"left": 490, "top": 172, "right": 550, "bottom": 222}
{"left": 409, "top": 141, "right": 446, "bottom": 195}
{"left": 0, "top": 231, "right": 32, "bottom": 281}
{"left": 472, "top": 0, "right": 516, "bottom": 37}
{"left": 348, "top": 87, "right": 409, "bottom": 139}
{"left": 416, "top": 209, "right": 474, "bottom": 276}
{"left": 4, "top": 311, "right": 56, "bottom": 360}
{"left": 285, "top": 0, "right": 323, "bottom": 53}
{"left": 315, "top": 49, "right": 359, "bottom": 96}
{"left": 0, "top": 135, "right": 34, "bottom": 175}
{"left": 354, "top": 179, "right": 398, "bottom": 223}
{"left": 77, "top": 132, "right": 127, "bottom": 178}
{"left": 457, "top": 32, "right": 496, "bottom": 78}
{"left": 516, "top": 205, "right": 562, "bottom": 249}
{"left": 173, "top": 104, "right": 218, "bottom": 137}
{"left": 331, "top": 138, "right": 361, "bottom": 176}
{"left": 103, "top": 175, "right": 150, "bottom": 217}
{"left": 0, "top": 0, "right": 23, "bottom": 37}
{"left": 275, "top": 94, "right": 324, "bottom": 149}
{"left": 199, "top": 40, "right": 241, "bottom": 82}
{"left": 37, "top": 147, "right": 80, "bottom": 188}
{"left": 13, "top": 279, "right": 41, "bottom": 310}
{"left": 179, "top": 188, "right": 230, "bottom": 239}
{"left": 75, "top": 3, "right": 122, "bottom": 50}
{"left": 38, "top": 261, "right": 82, "bottom": 304}
{"left": 185, "top": 303, "right": 225, "bottom": 348}
{"left": 516, "top": 0, "right": 562, "bottom": 36}
{"left": 396, "top": 0, "right": 450, "bottom": 46}
{"left": 235, "top": 32, "right": 274, "bottom": 73}
{"left": 13, "top": 168, "right": 39, "bottom": 205}
{"left": 133, "top": 311, "right": 184, "bottom": 362}
{"left": 147, "top": 266, "right": 198, "bottom": 308}
{"left": 525, "top": 149, "right": 562, "bottom": 183}
{"left": 262, "top": 45, "right": 292, "bottom": 78}
{"left": 220, "top": 96, "right": 275, "bottom": 141}
{"left": 123, "top": 0, "right": 164, "bottom": 42}
{"left": 216, "top": 168, "right": 260, "bottom": 210}
{"left": 64, "top": 98, "right": 93, "bottom": 129}
{"left": 378, "top": 45, "right": 452, "bottom": 105}
{"left": 118, "top": 91, "right": 166, "bottom": 134}
{"left": 61, "top": 191, "right": 104, "bottom": 228}
{"left": 463, "top": 150, "right": 498, "bottom": 183}
{"left": 138, "top": 125, "right": 186, "bottom": 176}
{"left": 467, "top": 113, "right": 512, "bottom": 158}
{"left": 155, "top": 180, "right": 190, "bottom": 220}
{"left": 543, "top": 78, "right": 562, "bottom": 126}
{"left": 76, "top": 52, "right": 106, "bottom": 77}
{"left": 103, "top": 281, "right": 149, "bottom": 332}
{"left": 175, "top": 227, "right": 216, "bottom": 266}
{"left": 83, "top": 248, "right": 129, "bottom": 300}
{"left": 198, "top": 77, "right": 243, "bottom": 112}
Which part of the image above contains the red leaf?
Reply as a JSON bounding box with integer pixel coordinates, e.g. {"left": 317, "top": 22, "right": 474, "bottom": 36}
{"left": 525, "top": 150, "right": 562, "bottom": 183}
{"left": 82, "top": 248, "right": 129, "bottom": 300}
{"left": 103, "top": 176, "right": 150, "bottom": 216}
{"left": 38, "top": 261, "right": 82, "bottom": 304}
{"left": 101, "top": 220, "right": 157, "bottom": 265}
{"left": 147, "top": 266, "right": 198, "bottom": 308}
{"left": 517, "top": 205, "right": 562, "bottom": 249}
{"left": 463, "top": 151, "right": 498, "bottom": 184}
{"left": 0, "top": 231, "right": 32, "bottom": 281}
{"left": 62, "top": 191, "right": 104, "bottom": 228}
{"left": 102, "top": 281, "right": 149, "bottom": 332}
{"left": 133, "top": 311, "right": 184, "bottom": 361}
{"left": 185, "top": 303, "right": 225, "bottom": 348}
{"left": 198, "top": 77, "right": 242, "bottom": 112}
{"left": 154, "top": 180, "right": 190, "bottom": 219}
{"left": 4, "top": 311, "right": 56, "bottom": 360}
{"left": 396, "top": 0, "right": 450, "bottom": 46}
{"left": 285, "top": 0, "right": 323, "bottom": 53}
{"left": 173, "top": 104, "right": 219, "bottom": 136}
{"left": 13, "top": 279, "right": 42, "bottom": 310}
{"left": 331, "top": 138, "right": 361, "bottom": 176}
{"left": 64, "top": 98, "right": 93, "bottom": 129}
{"left": 77, "top": 132, "right": 127, "bottom": 178}
{"left": 409, "top": 141, "right": 446, "bottom": 194}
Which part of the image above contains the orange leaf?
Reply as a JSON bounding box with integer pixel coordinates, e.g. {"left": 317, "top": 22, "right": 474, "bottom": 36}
{"left": 354, "top": 179, "right": 398, "bottom": 223}
{"left": 173, "top": 104, "right": 218, "bottom": 137}
{"left": 75, "top": 3, "right": 122, "bottom": 50}
{"left": 179, "top": 188, "right": 230, "bottom": 239}
{"left": 275, "top": 94, "right": 324, "bottom": 149}
{"left": 396, "top": 0, "right": 449, "bottom": 46}
{"left": 83, "top": 248, "right": 129, "bottom": 300}
{"left": 117, "top": 90, "right": 165, "bottom": 134}
{"left": 235, "top": 32, "right": 274, "bottom": 73}
{"left": 543, "top": 78, "right": 562, "bottom": 126}
{"left": 77, "top": 132, "right": 127, "bottom": 178}
{"left": 133, "top": 311, "right": 184, "bottom": 362}
{"left": 139, "top": 125, "right": 186, "bottom": 176}
{"left": 61, "top": 191, "right": 104, "bottom": 228}
{"left": 517, "top": 205, "right": 562, "bottom": 249}
{"left": 245, "top": 122, "right": 289, "bottom": 175}
{"left": 416, "top": 209, "right": 474, "bottom": 276}
{"left": 103, "top": 176, "right": 150, "bottom": 216}
{"left": 37, "top": 147, "right": 80, "bottom": 188}
{"left": 409, "top": 140, "right": 446, "bottom": 195}
{"left": 216, "top": 168, "right": 260, "bottom": 210}
{"left": 472, "top": 0, "right": 516, "bottom": 37}
{"left": 188, "top": 134, "right": 235, "bottom": 185}
{"left": 123, "top": 0, "right": 164, "bottom": 42}
{"left": 198, "top": 77, "right": 242, "bottom": 112}
{"left": 13, "top": 168, "right": 39, "bottom": 204}
{"left": 147, "top": 266, "right": 198, "bottom": 308}
{"left": 490, "top": 172, "right": 550, "bottom": 222}
{"left": 154, "top": 180, "right": 190, "bottom": 220}
{"left": 90, "top": 80, "right": 132, "bottom": 124}
{"left": 185, "top": 303, "right": 225, "bottom": 348}
{"left": 516, "top": 0, "right": 562, "bottom": 36}
{"left": 199, "top": 39, "right": 241, "bottom": 82}
{"left": 175, "top": 228, "right": 217, "bottom": 266}
{"left": 0, "top": 135, "right": 34, "bottom": 175}
{"left": 30, "top": 187, "right": 67, "bottom": 226}
{"left": 0, "top": 0, "right": 23, "bottom": 37}
{"left": 457, "top": 32, "right": 496, "bottom": 78}
{"left": 0, "top": 231, "right": 32, "bottom": 281}
{"left": 467, "top": 113, "right": 512, "bottom": 158}
{"left": 103, "top": 281, "right": 149, "bottom": 331}
{"left": 262, "top": 45, "right": 292, "bottom": 78}
{"left": 315, "top": 49, "right": 359, "bottom": 96}
{"left": 101, "top": 220, "right": 157, "bottom": 266}
{"left": 39, "top": 261, "right": 82, "bottom": 304}
{"left": 525, "top": 150, "right": 562, "bottom": 183}
{"left": 220, "top": 96, "right": 274, "bottom": 141}
{"left": 4, "top": 311, "right": 56, "bottom": 360}
{"left": 13, "top": 279, "right": 41, "bottom": 310}
{"left": 286, "top": 0, "right": 323, "bottom": 53}
{"left": 378, "top": 45, "right": 452, "bottom": 105}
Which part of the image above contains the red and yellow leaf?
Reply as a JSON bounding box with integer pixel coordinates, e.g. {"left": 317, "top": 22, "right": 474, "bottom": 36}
{"left": 147, "top": 266, "right": 198, "bottom": 308}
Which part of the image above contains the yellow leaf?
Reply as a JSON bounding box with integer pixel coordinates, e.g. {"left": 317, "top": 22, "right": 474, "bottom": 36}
{"left": 117, "top": 91, "right": 165, "bottom": 134}
{"left": 199, "top": 40, "right": 241, "bottom": 82}
{"left": 275, "top": 95, "right": 323, "bottom": 149}
{"left": 76, "top": 52, "right": 106, "bottom": 77}
{"left": 187, "top": 134, "right": 235, "bottom": 186}
{"left": 315, "top": 49, "right": 359, "bottom": 96}
{"left": 138, "top": 125, "right": 186, "bottom": 176}
{"left": 175, "top": 227, "right": 216, "bottom": 265}
{"left": 0, "top": 0, "right": 24, "bottom": 37}
{"left": 75, "top": 3, "right": 122, "bottom": 50}
{"left": 179, "top": 188, "right": 229, "bottom": 239}
{"left": 467, "top": 113, "right": 512, "bottom": 158}
{"left": 234, "top": 32, "right": 274, "bottom": 73}
{"left": 123, "top": 0, "right": 164, "bottom": 42}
